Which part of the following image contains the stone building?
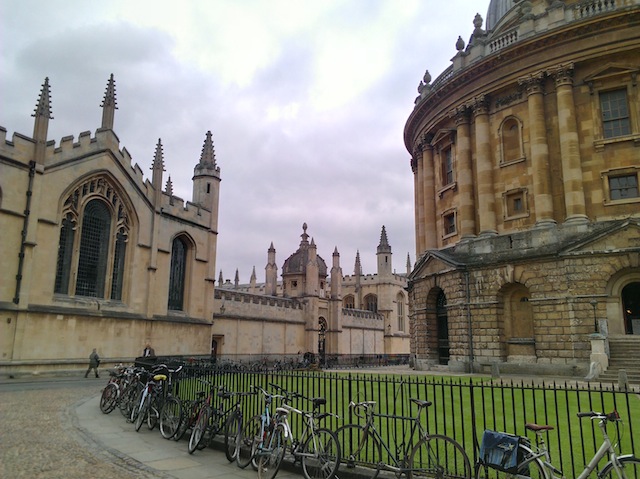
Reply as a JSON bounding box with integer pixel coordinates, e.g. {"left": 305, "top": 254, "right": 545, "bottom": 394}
{"left": 404, "top": 0, "right": 640, "bottom": 375}
{"left": 212, "top": 223, "right": 411, "bottom": 362}
{"left": 0, "top": 76, "right": 220, "bottom": 374}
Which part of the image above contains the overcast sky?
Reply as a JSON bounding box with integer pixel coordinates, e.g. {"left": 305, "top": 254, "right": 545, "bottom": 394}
{"left": 1, "top": 0, "right": 483, "bottom": 284}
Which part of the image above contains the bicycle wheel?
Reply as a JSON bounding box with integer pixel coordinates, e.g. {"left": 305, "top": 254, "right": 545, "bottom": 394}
{"left": 257, "top": 424, "right": 287, "bottom": 479}
{"left": 224, "top": 411, "right": 242, "bottom": 462}
{"left": 147, "top": 397, "right": 160, "bottom": 430}
{"left": 99, "top": 383, "right": 119, "bottom": 414}
{"left": 409, "top": 434, "right": 471, "bottom": 479}
{"left": 237, "top": 415, "right": 261, "bottom": 469}
{"left": 599, "top": 456, "right": 640, "bottom": 479}
{"left": 160, "top": 396, "right": 182, "bottom": 439}
{"left": 335, "top": 424, "right": 382, "bottom": 479}
{"left": 189, "top": 406, "right": 211, "bottom": 454}
{"left": 300, "top": 427, "right": 341, "bottom": 479}
{"left": 474, "top": 443, "right": 547, "bottom": 479}
{"left": 135, "top": 394, "right": 151, "bottom": 432}
{"left": 197, "top": 408, "right": 218, "bottom": 450}
{"left": 119, "top": 383, "right": 139, "bottom": 420}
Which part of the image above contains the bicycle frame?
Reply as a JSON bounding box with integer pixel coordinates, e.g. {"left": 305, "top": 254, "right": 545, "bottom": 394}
{"left": 491, "top": 411, "right": 636, "bottom": 479}
{"left": 351, "top": 400, "right": 432, "bottom": 475}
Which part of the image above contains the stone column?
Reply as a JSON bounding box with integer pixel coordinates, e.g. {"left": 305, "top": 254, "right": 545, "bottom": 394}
{"left": 412, "top": 146, "right": 425, "bottom": 254}
{"left": 421, "top": 140, "right": 437, "bottom": 250}
{"left": 549, "top": 63, "right": 588, "bottom": 224}
{"left": 452, "top": 106, "right": 476, "bottom": 238}
{"left": 519, "top": 72, "right": 555, "bottom": 226}
{"left": 471, "top": 95, "right": 497, "bottom": 235}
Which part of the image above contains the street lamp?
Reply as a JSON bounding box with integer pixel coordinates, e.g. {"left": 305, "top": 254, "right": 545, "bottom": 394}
{"left": 590, "top": 299, "right": 598, "bottom": 333}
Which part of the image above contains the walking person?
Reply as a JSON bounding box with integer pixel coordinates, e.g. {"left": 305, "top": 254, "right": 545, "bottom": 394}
{"left": 84, "top": 348, "right": 100, "bottom": 378}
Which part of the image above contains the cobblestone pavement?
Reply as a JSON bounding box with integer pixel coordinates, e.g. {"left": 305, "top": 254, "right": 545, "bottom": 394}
{"left": 0, "top": 380, "right": 158, "bottom": 479}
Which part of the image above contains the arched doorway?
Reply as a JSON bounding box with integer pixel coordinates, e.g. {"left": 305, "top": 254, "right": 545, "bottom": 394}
{"left": 501, "top": 283, "right": 535, "bottom": 361}
{"left": 318, "top": 317, "right": 327, "bottom": 365}
{"left": 622, "top": 282, "right": 640, "bottom": 334}
{"left": 436, "top": 291, "right": 450, "bottom": 365}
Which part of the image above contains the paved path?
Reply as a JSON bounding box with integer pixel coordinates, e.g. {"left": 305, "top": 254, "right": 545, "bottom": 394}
{"left": 0, "top": 378, "right": 301, "bottom": 479}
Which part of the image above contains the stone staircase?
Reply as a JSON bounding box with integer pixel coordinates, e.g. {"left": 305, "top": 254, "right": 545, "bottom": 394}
{"left": 597, "top": 336, "right": 640, "bottom": 385}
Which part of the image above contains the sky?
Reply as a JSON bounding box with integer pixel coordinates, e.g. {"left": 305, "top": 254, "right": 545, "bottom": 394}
{"left": 1, "top": 0, "right": 484, "bottom": 284}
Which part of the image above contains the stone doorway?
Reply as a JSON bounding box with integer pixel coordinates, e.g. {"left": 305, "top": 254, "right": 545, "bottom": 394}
{"left": 436, "top": 291, "right": 450, "bottom": 365}
{"left": 622, "top": 282, "right": 640, "bottom": 334}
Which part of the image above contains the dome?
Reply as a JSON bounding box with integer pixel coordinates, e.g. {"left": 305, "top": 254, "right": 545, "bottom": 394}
{"left": 485, "top": 0, "right": 517, "bottom": 31}
{"left": 281, "top": 223, "right": 328, "bottom": 277}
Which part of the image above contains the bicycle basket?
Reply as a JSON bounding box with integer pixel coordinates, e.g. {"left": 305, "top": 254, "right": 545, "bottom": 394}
{"left": 479, "top": 430, "right": 521, "bottom": 473}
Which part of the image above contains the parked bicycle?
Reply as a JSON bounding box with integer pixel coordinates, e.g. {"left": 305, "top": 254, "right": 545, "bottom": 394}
{"left": 335, "top": 398, "right": 471, "bottom": 479}
{"left": 99, "top": 364, "right": 131, "bottom": 414}
{"left": 236, "top": 385, "right": 285, "bottom": 469}
{"left": 256, "top": 385, "right": 341, "bottom": 479}
{"left": 475, "top": 410, "right": 640, "bottom": 479}
{"left": 130, "top": 364, "right": 182, "bottom": 433}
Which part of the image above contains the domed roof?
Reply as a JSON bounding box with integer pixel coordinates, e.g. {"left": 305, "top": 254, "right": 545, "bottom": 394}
{"left": 485, "top": 0, "right": 517, "bottom": 31}
{"left": 282, "top": 223, "right": 328, "bottom": 277}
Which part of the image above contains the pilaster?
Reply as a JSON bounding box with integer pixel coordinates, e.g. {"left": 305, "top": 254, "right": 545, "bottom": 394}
{"left": 451, "top": 106, "right": 476, "bottom": 238}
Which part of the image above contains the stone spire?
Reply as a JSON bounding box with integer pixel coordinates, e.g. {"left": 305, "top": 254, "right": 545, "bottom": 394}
{"left": 100, "top": 73, "right": 118, "bottom": 130}
{"left": 354, "top": 250, "right": 362, "bottom": 276}
{"left": 32, "top": 77, "right": 53, "bottom": 164}
{"left": 330, "top": 246, "right": 342, "bottom": 299}
{"left": 192, "top": 130, "right": 221, "bottom": 208}
{"left": 234, "top": 269, "right": 239, "bottom": 288}
{"left": 406, "top": 253, "right": 412, "bottom": 275}
{"left": 377, "top": 225, "right": 392, "bottom": 277}
{"left": 218, "top": 270, "right": 224, "bottom": 287}
{"left": 250, "top": 266, "right": 257, "bottom": 293}
{"left": 151, "top": 139, "right": 165, "bottom": 206}
{"left": 199, "top": 130, "right": 217, "bottom": 167}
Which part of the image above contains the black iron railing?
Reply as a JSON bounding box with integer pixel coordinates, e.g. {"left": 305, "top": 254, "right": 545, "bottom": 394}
{"left": 148, "top": 359, "right": 639, "bottom": 478}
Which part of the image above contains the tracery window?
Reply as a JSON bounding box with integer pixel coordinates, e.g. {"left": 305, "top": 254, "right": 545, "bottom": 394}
{"left": 343, "top": 295, "right": 355, "bottom": 309}
{"left": 168, "top": 236, "right": 189, "bottom": 311}
{"left": 396, "top": 292, "right": 405, "bottom": 332}
{"left": 364, "top": 294, "right": 378, "bottom": 313}
{"left": 54, "top": 176, "right": 130, "bottom": 300}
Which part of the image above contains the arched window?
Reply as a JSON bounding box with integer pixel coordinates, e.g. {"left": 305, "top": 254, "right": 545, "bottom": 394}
{"left": 396, "top": 292, "right": 405, "bottom": 331}
{"left": 343, "top": 295, "right": 355, "bottom": 309}
{"left": 168, "top": 236, "right": 188, "bottom": 311}
{"left": 500, "top": 117, "right": 524, "bottom": 164}
{"left": 54, "top": 176, "right": 130, "bottom": 300}
{"left": 364, "top": 294, "right": 378, "bottom": 313}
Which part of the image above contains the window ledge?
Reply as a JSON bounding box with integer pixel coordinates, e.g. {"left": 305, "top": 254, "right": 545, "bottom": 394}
{"left": 500, "top": 156, "right": 526, "bottom": 168}
{"left": 594, "top": 133, "right": 640, "bottom": 151}
{"left": 604, "top": 196, "right": 640, "bottom": 206}
{"left": 437, "top": 181, "right": 457, "bottom": 198}
{"left": 504, "top": 212, "right": 530, "bottom": 221}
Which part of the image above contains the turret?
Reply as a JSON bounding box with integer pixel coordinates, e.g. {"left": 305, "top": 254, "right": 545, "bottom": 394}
{"left": 250, "top": 266, "right": 257, "bottom": 293}
{"left": 265, "top": 242, "right": 278, "bottom": 296}
{"left": 354, "top": 250, "right": 362, "bottom": 308}
{"left": 32, "top": 77, "right": 53, "bottom": 165}
{"left": 305, "top": 237, "right": 319, "bottom": 296}
{"left": 377, "top": 225, "right": 392, "bottom": 277}
{"left": 330, "top": 247, "right": 342, "bottom": 299}
{"left": 100, "top": 74, "right": 117, "bottom": 130}
{"left": 192, "top": 131, "right": 221, "bottom": 223}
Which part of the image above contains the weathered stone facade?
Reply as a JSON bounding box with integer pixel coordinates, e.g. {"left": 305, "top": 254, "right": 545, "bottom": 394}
{"left": 405, "top": 0, "right": 640, "bottom": 375}
{"left": 0, "top": 76, "right": 219, "bottom": 374}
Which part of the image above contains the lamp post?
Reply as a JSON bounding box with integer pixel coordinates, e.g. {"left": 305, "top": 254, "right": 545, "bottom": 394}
{"left": 590, "top": 299, "right": 598, "bottom": 333}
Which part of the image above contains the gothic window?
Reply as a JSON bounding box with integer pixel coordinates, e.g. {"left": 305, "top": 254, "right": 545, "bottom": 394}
{"left": 600, "top": 89, "right": 631, "bottom": 139}
{"left": 364, "top": 294, "right": 378, "bottom": 313}
{"left": 396, "top": 292, "right": 405, "bottom": 332}
{"left": 168, "top": 236, "right": 189, "bottom": 311}
{"left": 343, "top": 295, "right": 355, "bottom": 309}
{"left": 53, "top": 176, "right": 130, "bottom": 300}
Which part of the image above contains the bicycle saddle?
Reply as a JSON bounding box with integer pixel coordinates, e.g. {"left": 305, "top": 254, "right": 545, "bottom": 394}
{"left": 410, "top": 398, "right": 432, "bottom": 408}
{"left": 525, "top": 423, "right": 554, "bottom": 431}
{"left": 312, "top": 398, "right": 326, "bottom": 408}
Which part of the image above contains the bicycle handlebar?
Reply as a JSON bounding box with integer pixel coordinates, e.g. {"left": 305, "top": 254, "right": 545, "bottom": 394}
{"left": 577, "top": 410, "right": 621, "bottom": 422}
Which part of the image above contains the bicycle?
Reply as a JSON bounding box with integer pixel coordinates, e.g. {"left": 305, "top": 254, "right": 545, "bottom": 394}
{"left": 99, "top": 364, "right": 129, "bottom": 414}
{"left": 187, "top": 381, "right": 252, "bottom": 456}
{"left": 130, "top": 364, "right": 182, "bottom": 432}
{"left": 335, "top": 398, "right": 471, "bottom": 479}
{"left": 475, "top": 410, "right": 640, "bottom": 479}
{"left": 236, "top": 385, "right": 286, "bottom": 469}
{"left": 158, "top": 365, "right": 184, "bottom": 439}
{"left": 257, "top": 385, "right": 341, "bottom": 479}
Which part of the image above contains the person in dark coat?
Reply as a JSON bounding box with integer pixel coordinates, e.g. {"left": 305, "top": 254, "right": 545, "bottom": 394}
{"left": 84, "top": 348, "right": 100, "bottom": 378}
